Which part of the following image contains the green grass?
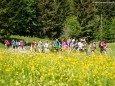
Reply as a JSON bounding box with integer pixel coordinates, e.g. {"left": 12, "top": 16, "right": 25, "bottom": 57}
{"left": 107, "top": 43, "right": 115, "bottom": 57}
{"left": 9, "top": 35, "right": 51, "bottom": 43}
{"left": 0, "top": 42, "right": 4, "bottom": 48}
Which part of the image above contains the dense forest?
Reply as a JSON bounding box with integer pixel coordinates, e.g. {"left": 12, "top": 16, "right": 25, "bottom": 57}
{"left": 0, "top": 0, "right": 115, "bottom": 42}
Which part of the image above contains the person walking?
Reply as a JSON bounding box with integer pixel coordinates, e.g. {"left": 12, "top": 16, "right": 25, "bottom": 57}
{"left": 90, "top": 40, "right": 96, "bottom": 53}
{"left": 21, "top": 40, "right": 25, "bottom": 51}
{"left": 44, "top": 40, "right": 50, "bottom": 53}
{"left": 11, "top": 39, "right": 16, "bottom": 49}
{"left": 99, "top": 40, "right": 107, "bottom": 55}
{"left": 53, "top": 39, "right": 60, "bottom": 51}
{"left": 38, "top": 40, "right": 44, "bottom": 53}
{"left": 4, "top": 40, "right": 10, "bottom": 49}
{"left": 30, "top": 40, "right": 35, "bottom": 52}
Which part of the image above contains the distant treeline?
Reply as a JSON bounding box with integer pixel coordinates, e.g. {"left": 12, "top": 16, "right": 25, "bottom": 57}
{"left": 0, "top": 0, "right": 115, "bottom": 42}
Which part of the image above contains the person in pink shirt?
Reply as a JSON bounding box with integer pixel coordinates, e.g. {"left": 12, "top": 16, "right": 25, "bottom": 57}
{"left": 61, "top": 38, "right": 65, "bottom": 49}
{"left": 62, "top": 41, "right": 68, "bottom": 50}
{"left": 99, "top": 40, "right": 107, "bottom": 55}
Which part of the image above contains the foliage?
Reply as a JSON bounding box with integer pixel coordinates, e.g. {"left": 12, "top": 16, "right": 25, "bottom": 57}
{"left": 94, "top": 0, "right": 115, "bottom": 41}
{"left": 8, "top": 0, "right": 37, "bottom": 36}
{"left": 0, "top": 0, "right": 11, "bottom": 40}
{"left": 63, "top": 15, "right": 81, "bottom": 38}
{"left": 0, "top": 0, "right": 115, "bottom": 42}
{"left": 102, "top": 18, "right": 115, "bottom": 42}
{"left": 110, "top": 18, "right": 115, "bottom": 42}
{"left": 73, "top": 0, "right": 99, "bottom": 42}
{"left": 36, "top": 0, "right": 70, "bottom": 38}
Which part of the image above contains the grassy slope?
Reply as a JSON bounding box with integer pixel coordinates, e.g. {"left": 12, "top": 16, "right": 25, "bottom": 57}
{"left": 9, "top": 35, "right": 51, "bottom": 43}
{"left": 0, "top": 42, "right": 4, "bottom": 48}
{"left": 107, "top": 43, "right": 115, "bottom": 57}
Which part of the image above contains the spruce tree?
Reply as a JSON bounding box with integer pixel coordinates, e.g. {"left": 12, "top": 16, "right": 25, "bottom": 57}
{"left": 0, "top": 0, "right": 11, "bottom": 40}
{"left": 94, "top": 0, "right": 115, "bottom": 41}
{"left": 37, "top": 0, "right": 70, "bottom": 38}
{"left": 73, "top": 0, "right": 99, "bottom": 41}
{"left": 8, "top": 0, "right": 37, "bottom": 36}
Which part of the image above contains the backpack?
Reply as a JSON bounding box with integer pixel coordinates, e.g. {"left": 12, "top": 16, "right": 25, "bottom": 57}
{"left": 99, "top": 41, "right": 106, "bottom": 48}
{"left": 101, "top": 41, "right": 106, "bottom": 46}
{"left": 6, "top": 41, "right": 10, "bottom": 46}
{"left": 91, "top": 43, "right": 96, "bottom": 48}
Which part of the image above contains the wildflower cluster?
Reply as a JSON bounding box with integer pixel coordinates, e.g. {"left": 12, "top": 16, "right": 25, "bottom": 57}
{"left": 0, "top": 50, "right": 115, "bottom": 86}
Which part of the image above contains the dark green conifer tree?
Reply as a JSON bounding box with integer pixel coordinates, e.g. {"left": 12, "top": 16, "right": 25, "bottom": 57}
{"left": 73, "top": 0, "right": 99, "bottom": 41}
{"left": 37, "top": 0, "right": 70, "bottom": 38}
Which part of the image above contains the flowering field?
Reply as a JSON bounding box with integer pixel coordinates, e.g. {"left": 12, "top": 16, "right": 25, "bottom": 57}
{"left": 0, "top": 50, "right": 115, "bottom": 86}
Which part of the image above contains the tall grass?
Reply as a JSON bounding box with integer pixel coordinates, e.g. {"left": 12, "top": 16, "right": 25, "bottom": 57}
{"left": 0, "top": 50, "right": 115, "bottom": 86}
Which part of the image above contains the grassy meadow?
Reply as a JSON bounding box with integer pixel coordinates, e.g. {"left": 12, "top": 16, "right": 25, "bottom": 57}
{"left": 0, "top": 50, "right": 115, "bottom": 86}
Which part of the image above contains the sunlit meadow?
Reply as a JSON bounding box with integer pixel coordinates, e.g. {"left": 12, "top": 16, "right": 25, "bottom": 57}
{"left": 0, "top": 50, "right": 115, "bottom": 86}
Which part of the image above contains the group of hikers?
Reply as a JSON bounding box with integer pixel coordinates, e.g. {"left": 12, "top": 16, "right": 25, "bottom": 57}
{"left": 4, "top": 38, "right": 107, "bottom": 55}
{"left": 4, "top": 39, "right": 26, "bottom": 51}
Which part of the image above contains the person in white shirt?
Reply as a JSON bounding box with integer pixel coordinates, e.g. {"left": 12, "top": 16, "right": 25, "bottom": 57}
{"left": 44, "top": 40, "right": 50, "bottom": 53}
{"left": 38, "top": 41, "right": 43, "bottom": 53}
{"left": 77, "top": 41, "right": 84, "bottom": 52}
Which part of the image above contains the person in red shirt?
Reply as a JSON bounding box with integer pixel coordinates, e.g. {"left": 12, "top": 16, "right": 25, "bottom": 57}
{"left": 31, "top": 40, "right": 35, "bottom": 52}
{"left": 21, "top": 40, "right": 25, "bottom": 51}
{"left": 4, "top": 40, "right": 10, "bottom": 49}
